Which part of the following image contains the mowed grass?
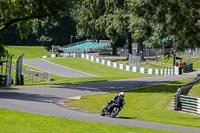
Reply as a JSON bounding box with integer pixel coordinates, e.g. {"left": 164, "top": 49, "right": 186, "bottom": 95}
{"left": 48, "top": 58, "right": 150, "bottom": 79}
{"left": 5, "top": 46, "right": 52, "bottom": 59}
{"left": 0, "top": 109, "right": 178, "bottom": 133}
{"left": 189, "top": 84, "right": 200, "bottom": 97}
{"left": 68, "top": 78, "right": 200, "bottom": 128}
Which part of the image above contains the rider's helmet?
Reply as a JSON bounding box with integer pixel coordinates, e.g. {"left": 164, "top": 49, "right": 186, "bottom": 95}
{"left": 119, "top": 92, "right": 124, "bottom": 99}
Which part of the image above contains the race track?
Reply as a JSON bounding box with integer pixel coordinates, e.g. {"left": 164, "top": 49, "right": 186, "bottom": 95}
{"left": 0, "top": 59, "right": 200, "bottom": 132}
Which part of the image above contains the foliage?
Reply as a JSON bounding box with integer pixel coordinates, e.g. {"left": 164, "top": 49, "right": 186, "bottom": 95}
{"left": 0, "top": 0, "right": 74, "bottom": 56}
{"left": 0, "top": 45, "right": 8, "bottom": 60}
{"left": 0, "top": 0, "right": 73, "bottom": 33}
{"left": 75, "top": 0, "right": 132, "bottom": 55}
{"left": 1, "top": 0, "right": 199, "bottom": 57}
{"left": 75, "top": 0, "right": 199, "bottom": 53}
{"left": 134, "top": 0, "right": 200, "bottom": 48}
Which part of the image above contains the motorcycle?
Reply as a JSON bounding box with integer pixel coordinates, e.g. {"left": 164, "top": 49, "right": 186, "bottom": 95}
{"left": 100, "top": 99, "right": 124, "bottom": 118}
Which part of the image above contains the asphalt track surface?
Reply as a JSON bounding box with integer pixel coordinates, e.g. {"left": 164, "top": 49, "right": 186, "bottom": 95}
{"left": 23, "top": 59, "right": 97, "bottom": 77}
{"left": 1, "top": 59, "right": 200, "bottom": 132}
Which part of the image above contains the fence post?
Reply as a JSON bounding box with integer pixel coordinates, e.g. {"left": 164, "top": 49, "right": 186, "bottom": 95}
{"left": 174, "top": 88, "right": 182, "bottom": 111}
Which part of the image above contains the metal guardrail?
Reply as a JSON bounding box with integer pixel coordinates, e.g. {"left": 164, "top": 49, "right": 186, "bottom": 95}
{"left": 179, "top": 95, "right": 200, "bottom": 114}
{"left": 174, "top": 74, "right": 200, "bottom": 113}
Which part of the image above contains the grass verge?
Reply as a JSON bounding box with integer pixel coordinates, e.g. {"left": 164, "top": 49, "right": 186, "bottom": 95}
{"left": 188, "top": 84, "right": 200, "bottom": 97}
{"left": 5, "top": 46, "right": 52, "bottom": 59}
{"left": 0, "top": 109, "right": 178, "bottom": 133}
{"left": 67, "top": 78, "right": 200, "bottom": 128}
{"left": 47, "top": 58, "right": 151, "bottom": 78}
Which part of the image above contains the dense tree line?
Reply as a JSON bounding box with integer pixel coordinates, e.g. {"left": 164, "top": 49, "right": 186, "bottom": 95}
{"left": 75, "top": 0, "right": 199, "bottom": 54}
{"left": 0, "top": 0, "right": 75, "bottom": 57}
{"left": 0, "top": 0, "right": 199, "bottom": 56}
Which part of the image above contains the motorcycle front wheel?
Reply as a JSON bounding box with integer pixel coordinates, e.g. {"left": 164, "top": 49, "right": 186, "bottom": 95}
{"left": 100, "top": 108, "right": 106, "bottom": 116}
{"left": 110, "top": 107, "right": 120, "bottom": 117}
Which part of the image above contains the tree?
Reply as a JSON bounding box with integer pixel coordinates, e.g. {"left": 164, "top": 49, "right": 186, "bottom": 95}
{"left": 133, "top": 0, "right": 200, "bottom": 48}
{"left": 0, "top": 0, "right": 73, "bottom": 33}
{"left": 0, "top": 0, "right": 74, "bottom": 55}
{"left": 75, "top": 0, "right": 133, "bottom": 55}
{"left": 75, "top": 0, "right": 106, "bottom": 39}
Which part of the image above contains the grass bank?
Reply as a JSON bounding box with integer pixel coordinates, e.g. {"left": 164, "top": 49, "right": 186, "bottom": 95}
{"left": 5, "top": 46, "right": 52, "bottom": 59}
{"left": 68, "top": 78, "right": 200, "bottom": 128}
{"left": 0, "top": 109, "right": 178, "bottom": 133}
{"left": 48, "top": 58, "right": 150, "bottom": 78}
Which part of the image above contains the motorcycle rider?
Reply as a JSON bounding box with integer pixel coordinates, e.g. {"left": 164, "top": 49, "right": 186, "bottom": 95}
{"left": 104, "top": 92, "right": 125, "bottom": 110}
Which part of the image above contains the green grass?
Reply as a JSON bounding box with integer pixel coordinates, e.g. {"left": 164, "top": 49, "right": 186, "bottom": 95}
{"left": 5, "top": 46, "right": 52, "bottom": 59}
{"left": 0, "top": 109, "right": 178, "bottom": 133}
{"left": 68, "top": 78, "right": 200, "bottom": 128}
{"left": 48, "top": 58, "right": 150, "bottom": 79}
{"left": 189, "top": 84, "right": 200, "bottom": 97}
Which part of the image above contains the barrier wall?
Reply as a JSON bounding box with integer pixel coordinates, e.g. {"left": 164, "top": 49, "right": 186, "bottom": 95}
{"left": 179, "top": 95, "right": 200, "bottom": 114}
{"left": 174, "top": 74, "right": 200, "bottom": 115}
{"left": 74, "top": 53, "right": 177, "bottom": 75}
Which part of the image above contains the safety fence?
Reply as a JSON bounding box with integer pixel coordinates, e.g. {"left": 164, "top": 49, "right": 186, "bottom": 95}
{"left": 146, "top": 61, "right": 173, "bottom": 69}
{"left": 11, "top": 64, "right": 51, "bottom": 81}
{"left": 179, "top": 95, "right": 200, "bottom": 114}
{"left": 22, "top": 69, "right": 51, "bottom": 81}
{"left": 174, "top": 74, "right": 200, "bottom": 115}
{"left": 74, "top": 53, "right": 177, "bottom": 75}
{"left": 0, "top": 75, "right": 12, "bottom": 87}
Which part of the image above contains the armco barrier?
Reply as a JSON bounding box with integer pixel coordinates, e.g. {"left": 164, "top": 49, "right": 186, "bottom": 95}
{"left": 174, "top": 74, "right": 200, "bottom": 114}
{"left": 180, "top": 95, "right": 200, "bottom": 114}
{"left": 74, "top": 53, "right": 176, "bottom": 75}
